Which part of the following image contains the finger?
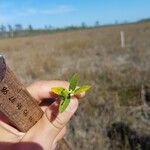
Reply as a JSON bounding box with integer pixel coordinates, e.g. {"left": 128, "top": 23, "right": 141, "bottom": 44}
{"left": 74, "top": 92, "right": 85, "bottom": 99}
{"left": 27, "top": 80, "right": 84, "bottom": 103}
{"left": 46, "top": 97, "right": 78, "bottom": 138}
{"left": 53, "top": 127, "right": 66, "bottom": 144}
{"left": 0, "top": 121, "right": 24, "bottom": 142}
{"left": 52, "top": 127, "right": 67, "bottom": 150}
{"left": 27, "top": 81, "right": 69, "bottom": 103}
{"left": 22, "top": 98, "right": 78, "bottom": 148}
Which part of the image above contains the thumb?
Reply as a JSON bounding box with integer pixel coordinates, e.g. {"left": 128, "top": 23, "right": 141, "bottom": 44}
{"left": 45, "top": 97, "right": 79, "bottom": 138}
{"left": 22, "top": 98, "right": 78, "bottom": 147}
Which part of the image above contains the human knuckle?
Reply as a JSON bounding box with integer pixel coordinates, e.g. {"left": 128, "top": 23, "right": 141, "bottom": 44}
{"left": 52, "top": 116, "right": 65, "bottom": 130}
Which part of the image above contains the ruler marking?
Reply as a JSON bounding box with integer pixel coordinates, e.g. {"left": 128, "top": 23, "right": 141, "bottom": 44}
{"left": 0, "top": 56, "right": 43, "bottom": 132}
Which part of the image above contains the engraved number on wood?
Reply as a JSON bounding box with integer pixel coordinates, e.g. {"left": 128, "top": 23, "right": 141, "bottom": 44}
{"left": 9, "top": 96, "right": 16, "bottom": 103}
{"left": 1, "top": 86, "right": 9, "bottom": 95}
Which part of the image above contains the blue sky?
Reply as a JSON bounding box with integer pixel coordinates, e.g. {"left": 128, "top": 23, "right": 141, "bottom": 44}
{"left": 0, "top": 0, "right": 150, "bottom": 28}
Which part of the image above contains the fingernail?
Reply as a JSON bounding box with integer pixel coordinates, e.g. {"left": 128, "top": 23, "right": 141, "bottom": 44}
{"left": 65, "top": 98, "right": 78, "bottom": 112}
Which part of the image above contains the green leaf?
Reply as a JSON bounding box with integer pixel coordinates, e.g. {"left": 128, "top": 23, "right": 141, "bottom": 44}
{"left": 61, "top": 89, "right": 69, "bottom": 98}
{"left": 59, "top": 98, "right": 70, "bottom": 113}
{"left": 51, "top": 87, "right": 65, "bottom": 95}
{"left": 74, "top": 85, "right": 91, "bottom": 94}
{"left": 69, "top": 74, "right": 78, "bottom": 91}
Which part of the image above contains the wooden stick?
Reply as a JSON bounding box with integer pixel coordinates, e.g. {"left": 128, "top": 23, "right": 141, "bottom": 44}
{"left": 0, "top": 55, "right": 70, "bottom": 149}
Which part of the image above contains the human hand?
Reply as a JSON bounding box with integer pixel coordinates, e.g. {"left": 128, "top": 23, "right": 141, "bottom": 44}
{"left": 0, "top": 80, "right": 83, "bottom": 150}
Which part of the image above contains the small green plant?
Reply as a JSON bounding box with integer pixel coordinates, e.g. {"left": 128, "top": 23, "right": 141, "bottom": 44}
{"left": 51, "top": 74, "right": 91, "bottom": 113}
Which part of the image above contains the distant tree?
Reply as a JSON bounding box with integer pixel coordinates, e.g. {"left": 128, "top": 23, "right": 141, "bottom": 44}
{"left": 95, "top": 21, "right": 100, "bottom": 27}
{"left": 28, "top": 24, "right": 33, "bottom": 31}
{"left": 123, "top": 20, "right": 128, "bottom": 24}
{"left": 115, "top": 20, "right": 118, "bottom": 25}
{"left": 44, "top": 25, "right": 52, "bottom": 30}
{"left": 137, "top": 18, "right": 150, "bottom": 23}
{"left": 7, "top": 24, "right": 14, "bottom": 37}
{"left": 0, "top": 24, "right": 6, "bottom": 32}
{"left": 48, "top": 25, "right": 52, "bottom": 30}
{"left": 44, "top": 25, "right": 48, "bottom": 30}
{"left": 0, "top": 24, "right": 7, "bottom": 38}
{"left": 15, "top": 24, "right": 23, "bottom": 31}
{"left": 81, "top": 22, "right": 87, "bottom": 28}
{"left": 8, "top": 24, "right": 13, "bottom": 32}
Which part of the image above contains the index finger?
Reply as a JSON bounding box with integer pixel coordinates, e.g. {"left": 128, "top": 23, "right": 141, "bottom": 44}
{"left": 27, "top": 80, "right": 69, "bottom": 103}
{"left": 27, "top": 80, "right": 84, "bottom": 103}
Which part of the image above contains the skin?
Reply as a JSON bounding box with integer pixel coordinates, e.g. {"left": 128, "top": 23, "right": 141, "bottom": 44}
{"left": 0, "top": 81, "right": 84, "bottom": 150}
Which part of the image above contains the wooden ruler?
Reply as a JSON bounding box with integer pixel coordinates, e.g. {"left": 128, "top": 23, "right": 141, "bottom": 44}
{"left": 0, "top": 55, "right": 71, "bottom": 149}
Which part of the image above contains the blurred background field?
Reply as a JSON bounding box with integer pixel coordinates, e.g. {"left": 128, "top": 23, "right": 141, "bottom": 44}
{"left": 0, "top": 20, "right": 150, "bottom": 149}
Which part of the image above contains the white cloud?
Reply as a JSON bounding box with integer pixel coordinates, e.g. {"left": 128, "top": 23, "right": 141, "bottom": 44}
{"left": 17, "top": 5, "right": 76, "bottom": 17}
{"left": 0, "top": 4, "right": 77, "bottom": 24}
{"left": 42, "top": 5, "right": 76, "bottom": 15}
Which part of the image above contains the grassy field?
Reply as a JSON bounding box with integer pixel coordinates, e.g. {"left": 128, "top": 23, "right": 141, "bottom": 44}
{"left": 0, "top": 21, "right": 150, "bottom": 149}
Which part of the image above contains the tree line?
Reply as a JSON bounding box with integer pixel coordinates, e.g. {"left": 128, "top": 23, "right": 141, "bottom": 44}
{"left": 0, "top": 24, "right": 35, "bottom": 38}
{"left": 0, "top": 21, "right": 102, "bottom": 38}
{"left": 0, "top": 18, "right": 150, "bottom": 38}
{"left": 0, "top": 24, "right": 33, "bottom": 32}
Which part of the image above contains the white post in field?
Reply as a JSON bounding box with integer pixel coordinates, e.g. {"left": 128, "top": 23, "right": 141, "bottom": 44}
{"left": 120, "top": 31, "right": 125, "bottom": 48}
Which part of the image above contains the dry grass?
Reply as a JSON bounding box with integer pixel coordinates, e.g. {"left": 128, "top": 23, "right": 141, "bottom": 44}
{"left": 0, "top": 22, "right": 150, "bottom": 150}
